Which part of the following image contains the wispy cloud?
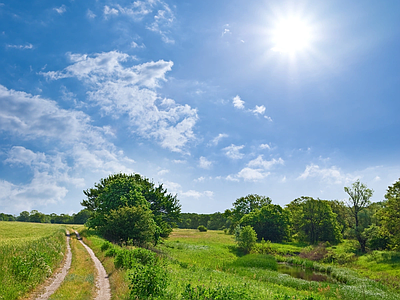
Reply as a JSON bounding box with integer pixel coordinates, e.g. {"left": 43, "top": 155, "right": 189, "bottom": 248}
{"left": 53, "top": 5, "right": 66, "bottom": 15}
{"left": 42, "top": 51, "right": 198, "bottom": 153}
{"left": 209, "top": 133, "right": 228, "bottom": 146}
{"left": 6, "top": 43, "right": 33, "bottom": 50}
{"left": 252, "top": 105, "right": 266, "bottom": 115}
{"left": 87, "top": 9, "right": 96, "bottom": 19}
{"left": 298, "top": 164, "right": 357, "bottom": 184}
{"left": 103, "top": 0, "right": 175, "bottom": 43}
{"left": 223, "top": 144, "right": 245, "bottom": 160}
{"left": 199, "top": 156, "right": 212, "bottom": 169}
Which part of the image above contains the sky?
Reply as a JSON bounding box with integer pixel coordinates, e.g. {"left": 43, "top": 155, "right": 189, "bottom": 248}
{"left": 0, "top": 0, "right": 399, "bottom": 215}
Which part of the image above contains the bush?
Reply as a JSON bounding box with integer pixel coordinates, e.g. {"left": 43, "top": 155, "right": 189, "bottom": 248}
{"left": 236, "top": 225, "right": 257, "bottom": 254}
{"left": 128, "top": 262, "right": 168, "bottom": 299}
{"left": 197, "top": 225, "right": 207, "bottom": 232}
{"left": 114, "top": 247, "right": 157, "bottom": 269}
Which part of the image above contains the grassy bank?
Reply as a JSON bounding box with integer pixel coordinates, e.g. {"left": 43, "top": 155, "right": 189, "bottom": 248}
{"left": 0, "top": 222, "right": 66, "bottom": 300}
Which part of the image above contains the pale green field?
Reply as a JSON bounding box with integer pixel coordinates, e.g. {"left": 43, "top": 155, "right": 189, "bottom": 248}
{"left": 0, "top": 221, "right": 67, "bottom": 300}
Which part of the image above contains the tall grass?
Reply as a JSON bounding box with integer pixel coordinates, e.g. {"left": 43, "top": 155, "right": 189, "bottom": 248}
{"left": 0, "top": 222, "right": 66, "bottom": 300}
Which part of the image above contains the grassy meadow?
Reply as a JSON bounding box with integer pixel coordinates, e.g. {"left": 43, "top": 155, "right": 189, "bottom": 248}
{"left": 0, "top": 222, "right": 67, "bottom": 300}
{"left": 82, "top": 228, "right": 400, "bottom": 300}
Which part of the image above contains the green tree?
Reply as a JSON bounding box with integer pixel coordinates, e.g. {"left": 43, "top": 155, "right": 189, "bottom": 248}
{"left": 226, "top": 194, "right": 272, "bottom": 232}
{"left": 29, "top": 210, "right": 46, "bottom": 223}
{"left": 240, "top": 204, "right": 290, "bottom": 242}
{"left": 344, "top": 180, "right": 374, "bottom": 252}
{"left": 82, "top": 173, "right": 181, "bottom": 238}
{"left": 381, "top": 178, "right": 400, "bottom": 250}
{"left": 17, "top": 211, "right": 30, "bottom": 222}
{"left": 236, "top": 225, "right": 257, "bottom": 254}
{"left": 300, "top": 198, "right": 342, "bottom": 244}
{"left": 101, "top": 206, "right": 157, "bottom": 245}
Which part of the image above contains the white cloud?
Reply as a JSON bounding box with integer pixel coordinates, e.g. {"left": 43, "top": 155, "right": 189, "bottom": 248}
{"left": 252, "top": 105, "right": 266, "bottom": 115}
{"left": 163, "top": 180, "right": 213, "bottom": 199}
{"left": 199, "top": 156, "right": 212, "bottom": 169}
{"left": 54, "top": 5, "right": 66, "bottom": 14}
{"left": 260, "top": 143, "right": 272, "bottom": 150}
{"left": 223, "top": 144, "right": 245, "bottom": 160}
{"left": 232, "top": 95, "right": 245, "bottom": 109}
{"left": 237, "top": 167, "right": 270, "bottom": 181}
{"left": 247, "top": 155, "right": 284, "bottom": 170}
{"left": 104, "top": 5, "right": 119, "bottom": 17}
{"left": 264, "top": 115, "right": 273, "bottom": 122}
{"left": 225, "top": 155, "right": 283, "bottom": 182}
{"left": 131, "top": 41, "right": 145, "bottom": 49}
{"left": 209, "top": 133, "right": 228, "bottom": 146}
{"left": 42, "top": 51, "right": 198, "bottom": 153}
{"left": 0, "top": 85, "right": 136, "bottom": 213}
{"left": 298, "top": 164, "right": 357, "bottom": 185}
{"left": 222, "top": 28, "right": 231, "bottom": 37}
{"left": 157, "top": 169, "right": 169, "bottom": 176}
{"left": 6, "top": 43, "right": 33, "bottom": 50}
{"left": 104, "top": 1, "right": 175, "bottom": 43}
{"left": 87, "top": 9, "right": 96, "bottom": 19}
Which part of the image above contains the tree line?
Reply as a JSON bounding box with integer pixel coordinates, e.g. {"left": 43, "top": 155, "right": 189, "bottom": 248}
{"left": 0, "top": 209, "right": 92, "bottom": 224}
{"left": 2, "top": 173, "right": 399, "bottom": 253}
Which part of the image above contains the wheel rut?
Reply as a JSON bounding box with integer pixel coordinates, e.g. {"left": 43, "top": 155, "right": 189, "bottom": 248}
{"left": 75, "top": 231, "right": 111, "bottom": 300}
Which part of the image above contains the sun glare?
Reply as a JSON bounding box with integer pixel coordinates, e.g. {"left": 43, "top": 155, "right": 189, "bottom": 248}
{"left": 271, "top": 17, "right": 312, "bottom": 54}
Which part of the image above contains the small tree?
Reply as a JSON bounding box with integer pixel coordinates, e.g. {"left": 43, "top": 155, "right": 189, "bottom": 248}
{"left": 381, "top": 178, "right": 400, "bottom": 250}
{"left": 197, "top": 225, "right": 207, "bottom": 232}
{"left": 236, "top": 225, "right": 257, "bottom": 254}
{"left": 344, "top": 180, "right": 373, "bottom": 252}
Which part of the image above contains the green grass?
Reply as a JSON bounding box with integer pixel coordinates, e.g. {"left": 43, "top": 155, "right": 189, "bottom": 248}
{"left": 0, "top": 222, "right": 66, "bottom": 300}
{"left": 76, "top": 228, "right": 400, "bottom": 300}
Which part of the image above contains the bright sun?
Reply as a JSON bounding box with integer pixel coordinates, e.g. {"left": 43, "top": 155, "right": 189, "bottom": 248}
{"left": 271, "top": 17, "right": 312, "bottom": 54}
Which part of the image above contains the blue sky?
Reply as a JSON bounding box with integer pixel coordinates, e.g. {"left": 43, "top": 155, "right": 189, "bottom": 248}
{"left": 1, "top": 0, "right": 399, "bottom": 215}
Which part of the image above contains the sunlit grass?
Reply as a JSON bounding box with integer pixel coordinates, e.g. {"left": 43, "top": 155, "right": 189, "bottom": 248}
{"left": 0, "top": 222, "right": 66, "bottom": 300}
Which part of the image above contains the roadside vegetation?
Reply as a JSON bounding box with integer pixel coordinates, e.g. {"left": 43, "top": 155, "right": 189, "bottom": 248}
{"left": 48, "top": 226, "right": 96, "bottom": 300}
{"left": 0, "top": 222, "right": 66, "bottom": 300}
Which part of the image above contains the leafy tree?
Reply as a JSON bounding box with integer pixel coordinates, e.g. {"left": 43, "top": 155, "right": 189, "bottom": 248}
{"left": 240, "top": 204, "right": 290, "bottom": 242}
{"left": 29, "top": 210, "right": 46, "bottom": 223}
{"left": 82, "top": 173, "right": 181, "bottom": 239}
{"left": 101, "top": 206, "right": 157, "bottom": 245}
{"left": 344, "top": 180, "right": 374, "bottom": 252}
{"left": 17, "top": 211, "right": 30, "bottom": 222}
{"left": 300, "top": 198, "right": 342, "bottom": 244}
{"left": 381, "top": 178, "right": 400, "bottom": 250}
{"left": 226, "top": 194, "right": 272, "bottom": 232}
{"left": 236, "top": 225, "right": 257, "bottom": 254}
{"left": 73, "top": 209, "right": 92, "bottom": 224}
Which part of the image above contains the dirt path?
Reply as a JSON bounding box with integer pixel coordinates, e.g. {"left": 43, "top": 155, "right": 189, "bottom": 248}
{"left": 75, "top": 231, "right": 111, "bottom": 300}
{"left": 34, "top": 230, "right": 72, "bottom": 300}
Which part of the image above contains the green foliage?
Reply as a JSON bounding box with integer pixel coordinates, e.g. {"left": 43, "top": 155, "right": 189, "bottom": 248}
{"left": 82, "top": 173, "right": 181, "bottom": 240}
{"left": 197, "top": 225, "right": 207, "bottom": 232}
{"left": 240, "top": 204, "right": 290, "bottom": 242}
{"left": 381, "top": 178, "right": 400, "bottom": 250}
{"left": 364, "top": 224, "right": 391, "bottom": 250}
{"left": 345, "top": 180, "right": 374, "bottom": 252}
{"left": 227, "top": 194, "right": 272, "bottom": 232}
{"left": 115, "top": 247, "right": 157, "bottom": 269}
{"left": 0, "top": 224, "right": 66, "bottom": 299}
{"left": 236, "top": 225, "right": 257, "bottom": 253}
{"left": 128, "top": 262, "right": 168, "bottom": 299}
{"left": 99, "top": 205, "right": 157, "bottom": 246}
{"left": 182, "top": 283, "right": 252, "bottom": 300}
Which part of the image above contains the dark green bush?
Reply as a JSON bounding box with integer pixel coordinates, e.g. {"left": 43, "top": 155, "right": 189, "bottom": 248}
{"left": 114, "top": 247, "right": 157, "bottom": 269}
{"left": 128, "top": 262, "right": 168, "bottom": 299}
{"left": 197, "top": 225, "right": 207, "bottom": 232}
{"left": 101, "top": 241, "right": 113, "bottom": 252}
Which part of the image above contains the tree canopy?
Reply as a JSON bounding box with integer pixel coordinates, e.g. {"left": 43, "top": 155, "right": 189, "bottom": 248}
{"left": 81, "top": 173, "right": 181, "bottom": 244}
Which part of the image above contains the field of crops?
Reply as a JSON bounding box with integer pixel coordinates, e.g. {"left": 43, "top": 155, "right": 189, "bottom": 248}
{"left": 0, "top": 221, "right": 67, "bottom": 300}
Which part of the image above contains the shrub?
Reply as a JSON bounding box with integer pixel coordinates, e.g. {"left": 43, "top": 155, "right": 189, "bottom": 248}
{"left": 128, "top": 262, "right": 168, "bottom": 299}
{"left": 114, "top": 247, "right": 157, "bottom": 269}
{"left": 197, "top": 225, "right": 207, "bottom": 232}
{"left": 236, "top": 225, "right": 257, "bottom": 254}
{"left": 101, "top": 241, "right": 113, "bottom": 252}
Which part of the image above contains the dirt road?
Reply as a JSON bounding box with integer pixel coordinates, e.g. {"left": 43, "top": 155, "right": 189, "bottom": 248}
{"left": 75, "top": 231, "right": 111, "bottom": 300}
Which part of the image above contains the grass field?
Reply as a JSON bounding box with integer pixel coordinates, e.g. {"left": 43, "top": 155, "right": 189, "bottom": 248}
{"left": 83, "top": 228, "right": 400, "bottom": 300}
{"left": 0, "top": 222, "right": 67, "bottom": 300}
